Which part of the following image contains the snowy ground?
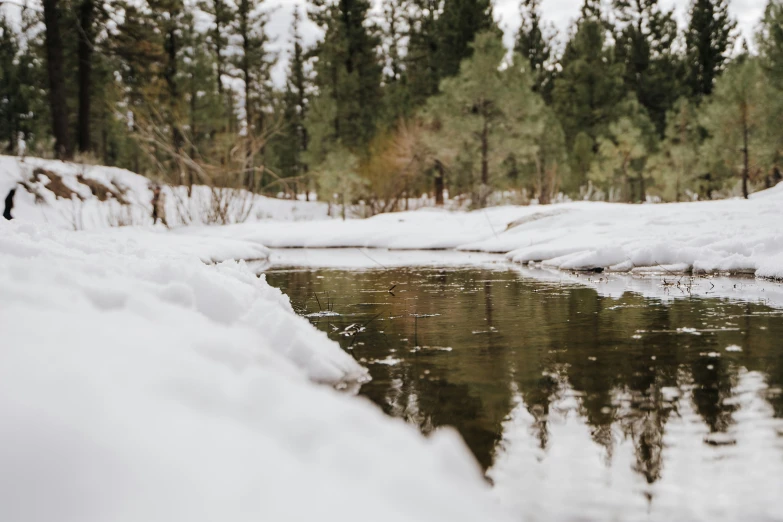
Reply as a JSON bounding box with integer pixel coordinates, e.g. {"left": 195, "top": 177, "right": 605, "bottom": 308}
{"left": 0, "top": 155, "right": 330, "bottom": 229}
{"left": 190, "top": 183, "right": 783, "bottom": 280}
{"left": 0, "top": 220, "right": 516, "bottom": 522}
{"left": 3, "top": 155, "right": 782, "bottom": 520}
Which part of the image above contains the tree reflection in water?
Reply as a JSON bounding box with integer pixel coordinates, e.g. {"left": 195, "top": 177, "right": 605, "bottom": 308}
{"left": 267, "top": 266, "right": 783, "bottom": 519}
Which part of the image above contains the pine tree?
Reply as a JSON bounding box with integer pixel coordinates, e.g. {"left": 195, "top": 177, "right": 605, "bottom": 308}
{"left": 307, "top": 0, "right": 382, "bottom": 156}
{"left": 700, "top": 57, "right": 766, "bottom": 198}
{"left": 757, "top": 0, "right": 783, "bottom": 186}
{"left": 76, "top": 0, "right": 97, "bottom": 153}
{"left": 515, "top": 0, "right": 556, "bottom": 104}
{"left": 650, "top": 98, "right": 701, "bottom": 201}
{"left": 379, "top": 0, "right": 411, "bottom": 124}
{"left": 230, "top": 0, "right": 275, "bottom": 189}
{"left": 273, "top": 7, "right": 310, "bottom": 196}
{"left": 42, "top": 0, "right": 72, "bottom": 159}
{"left": 685, "top": 0, "right": 736, "bottom": 100}
{"left": 552, "top": 7, "right": 626, "bottom": 155}
{"left": 613, "top": 0, "right": 682, "bottom": 135}
{"left": 0, "top": 14, "right": 22, "bottom": 153}
{"left": 404, "top": 0, "right": 440, "bottom": 106}
{"left": 425, "top": 31, "right": 552, "bottom": 207}
{"left": 589, "top": 115, "right": 651, "bottom": 202}
{"left": 180, "top": 12, "right": 224, "bottom": 188}
{"left": 198, "top": 0, "right": 233, "bottom": 98}
{"left": 435, "top": 0, "right": 496, "bottom": 79}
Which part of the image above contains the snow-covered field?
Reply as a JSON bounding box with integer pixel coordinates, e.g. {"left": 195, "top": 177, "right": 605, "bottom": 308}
{"left": 0, "top": 220, "right": 516, "bottom": 522}
{"left": 191, "top": 183, "right": 783, "bottom": 280}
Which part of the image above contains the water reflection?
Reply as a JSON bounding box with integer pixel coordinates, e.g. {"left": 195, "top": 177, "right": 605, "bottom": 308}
{"left": 266, "top": 266, "right": 783, "bottom": 520}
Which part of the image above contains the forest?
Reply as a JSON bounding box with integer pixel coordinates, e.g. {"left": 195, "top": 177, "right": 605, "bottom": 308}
{"left": 1, "top": 0, "right": 783, "bottom": 212}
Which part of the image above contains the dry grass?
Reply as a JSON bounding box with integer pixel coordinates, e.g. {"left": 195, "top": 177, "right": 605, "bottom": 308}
{"left": 76, "top": 174, "right": 129, "bottom": 204}
{"left": 35, "top": 168, "right": 82, "bottom": 200}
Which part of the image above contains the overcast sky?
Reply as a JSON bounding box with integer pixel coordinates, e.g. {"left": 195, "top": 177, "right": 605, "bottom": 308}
{"left": 264, "top": 0, "right": 769, "bottom": 84}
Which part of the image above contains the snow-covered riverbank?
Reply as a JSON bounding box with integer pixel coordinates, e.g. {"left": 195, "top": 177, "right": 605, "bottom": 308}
{"left": 188, "top": 183, "right": 783, "bottom": 280}
{"left": 0, "top": 221, "right": 514, "bottom": 522}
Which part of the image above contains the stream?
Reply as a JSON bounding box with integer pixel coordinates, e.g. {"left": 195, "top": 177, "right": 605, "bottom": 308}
{"left": 266, "top": 259, "right": 783, "bottom": 521}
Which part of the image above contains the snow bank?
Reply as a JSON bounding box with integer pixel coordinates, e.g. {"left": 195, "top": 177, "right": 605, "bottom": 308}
{"left": 0, "top": 155, "right": 330, "bottom": 229}
{"left": 0, "top": 220, "right": 514, "bottom": 522}
{"left": 181, "top": 205, "right": 537, "bottom": 250}
{"left": 194, "top": 186, "right": 783, "bottom": 280}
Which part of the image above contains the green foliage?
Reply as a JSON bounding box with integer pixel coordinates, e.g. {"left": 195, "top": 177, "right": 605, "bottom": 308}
{"left": 307, "top": 0, "right": 382, "bottom": 154}
{"left": 700, "top": 58, "right": 768, "bottom": 197}
{"left": 648, "top": 98, "right": 701, "bottom": 201}
{"left": 435, "top": 0, "right": 497, "bottom": 79}
{"left": 685, "top": 0, "right": 736, "bottom": 99}
{"left": 314, "top": 146, "right": 366, "bottom": 219}
{"left": 552, "top": 12, "right": 627, "bottom": 150}
{"left": 590, "top": 113, "right": 653, "bottom": 202}
{"left": 424, "top": 32, "right": 561, "bottom": 206}
{"left": 269, "top": 8, "right": 310, "bottom": 195}
{"left": 613, "top": 0, "right": 682, "bottom": 135}
{"left": 515, "top": 0, "right": 556, "bottom": 104}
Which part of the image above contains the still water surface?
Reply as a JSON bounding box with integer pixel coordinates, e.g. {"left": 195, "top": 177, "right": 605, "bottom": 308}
{"left": 266, "top": 264, "right": 783, "bottom": 521}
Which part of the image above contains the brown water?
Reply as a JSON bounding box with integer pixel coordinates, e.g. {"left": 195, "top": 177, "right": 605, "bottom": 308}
{"left": 265, "top": 265, "right": 783, "bottom": 521}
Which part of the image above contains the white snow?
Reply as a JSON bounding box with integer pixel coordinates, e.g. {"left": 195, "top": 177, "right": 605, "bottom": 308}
{"left": 0, "top": 220, "right": 514, "bottom": 522}
{"left": 189, "top": 186, "right": 783, "bottom": 280}
{"left": 0, "top": 155, "right": 331, "bottom": 229}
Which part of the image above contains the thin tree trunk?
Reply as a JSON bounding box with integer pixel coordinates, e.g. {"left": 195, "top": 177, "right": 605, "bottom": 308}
{"left": 164, "top": 10, "right": 185, "bottom": 186}
{"left": 480, "top": 113, "right": 489, "bottom": 186}
{"left": 77, "top": 0, "right": 95, "bottom": 153}
{"left": 480, "top": 106, "right": 489, "bottom": 208}
{"left": 742, "top": 115, "right": 750, "bottom": 199}
{"left": 42, "top": 0, "right": 72, "bottom": 159}
{"left": 638, "top": 171, "right": 645, "bottom": 203}
{"left": 434, "top": 160, "right": 444, "bottom": 206}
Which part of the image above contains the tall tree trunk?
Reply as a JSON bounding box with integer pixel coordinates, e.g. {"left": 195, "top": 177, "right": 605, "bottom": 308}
{"left": 638, "top": 170, "right": 645, "bottom": 203}
{"left": 42, "top": 0, "right": 72, "bottom": 159}
{"left": 164, "top": 15, "right": 183, "bottom": 182}
{"left": 480, "top": 105, "right": 489, "bottom": 207}
{"left": 243, "top": 56, "right": 254, "bottom": 190}
{"left": 77, "top": 0, "right": 95, "bottom": 153}
{"left": 741, "top": 114, "right": 749, "bottom": 199}
{"left": 434, "top": 160, "right": 445, "bottom": 206}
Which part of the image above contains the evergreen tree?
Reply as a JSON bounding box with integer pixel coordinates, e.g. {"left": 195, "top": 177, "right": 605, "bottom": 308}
{"left": 613, "top": 0, "right": 682, "bottom": 135}
{"left": 0, "top": 14, "right": 23, "bottom": 153}
{"left": 515, "top": 0, "right": 556, "bottom": 104}
{"left": 404, "top": 0, "right": 440, "bottom": 106}
{"left": 425, "top": 32, "right": 552, "bottom": 207}
{"left": 685, "top": 0, "right": 736, "bottom": 100}
{"left": 198, "top": 0, "right": 233, "bottom": 99}
{"left": 307, "top": 0, "right": 382, "bottom": 156}
{"left": 757, "top": 0, "right": 783, "bottom": 186}
{"left": 76, "top": 0, "right": 98, "bottom": 153}
{"left": 589, "top": 114, "right": 651, "bottom": 202}
{"left": 435, "top": 0, "right": 496, "bottom": 79}
{"left": 230, "top": 0, "right": 275, "bottom": 189}
{"left": 273, "top": 7, "right": 310, "bottom": 196}
{"left": 700, "top": 58, "right": 766, "bottom": 198}
{"left": 649, "top": 98, "right": 701, "bottom": 201}
{"left": 379, "top": 0, "right": 411, "bottom": 123}
{"left": 552, "top": 7, "right": 626, "bottom": 170}
{"left": 180, "top": 12, "right": 224, "bottom": 188}
{"left": 42, "top": 0, "right": 72, "bottom": 159}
